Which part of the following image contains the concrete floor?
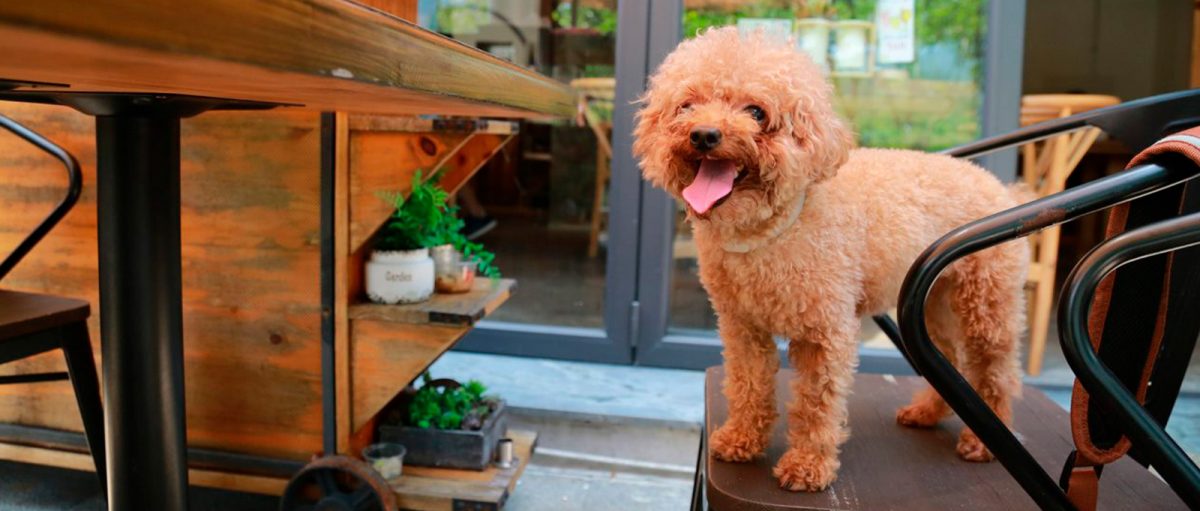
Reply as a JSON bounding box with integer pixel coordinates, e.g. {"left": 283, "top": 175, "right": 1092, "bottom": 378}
{"left": 3, "top": 350, "right": 1198, "bottom": 510}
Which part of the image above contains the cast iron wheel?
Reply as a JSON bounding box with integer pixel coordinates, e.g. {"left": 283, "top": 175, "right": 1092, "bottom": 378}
{"left": 279, "top": 455, "right": 397, "bottom": 511}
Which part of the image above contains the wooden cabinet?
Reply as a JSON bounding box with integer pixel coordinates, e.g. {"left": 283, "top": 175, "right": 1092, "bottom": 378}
{"left": 0, "top": 103, "right": 523, "bottom": 497}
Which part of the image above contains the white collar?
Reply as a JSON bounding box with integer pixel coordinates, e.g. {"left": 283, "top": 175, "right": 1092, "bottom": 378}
{"left": 720, "top": 192, "right": 806, "bottom": 253}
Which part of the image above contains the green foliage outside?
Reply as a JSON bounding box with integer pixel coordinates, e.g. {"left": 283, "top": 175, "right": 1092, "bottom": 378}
{"left": 407, "top": 373, "right": 498, "bottom": 431}
{"left": 551, "top": 3, "right": 618, "bottom": 35}
{"left": 375, "top": 171, "right": 500, "bottom": 278}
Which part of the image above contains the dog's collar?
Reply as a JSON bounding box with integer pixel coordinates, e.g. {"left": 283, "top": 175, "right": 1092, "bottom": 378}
{"left": 721, "top": 193, "right": 806, "bottom": 253}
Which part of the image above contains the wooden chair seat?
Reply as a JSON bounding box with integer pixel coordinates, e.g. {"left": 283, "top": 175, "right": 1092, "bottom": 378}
{"left": 0, "top": 289, "right": 89, "bottom": 341}
{"left": 700, "top": 367, "right": 1183, "bottom": 510}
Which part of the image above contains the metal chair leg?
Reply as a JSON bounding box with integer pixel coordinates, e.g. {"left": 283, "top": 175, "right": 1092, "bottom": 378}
{"left": 60, "top": 321, "right": 107, "bottom": 493}
{"left": 690, "top": 425, "right": 706, "bottom": 511}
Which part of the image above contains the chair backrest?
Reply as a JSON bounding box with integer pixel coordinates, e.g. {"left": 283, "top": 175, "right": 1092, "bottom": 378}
{"left": 0, "top": 114, "right": 82, "bottom": 281}
{"left": 1058, "top": 129, "right": 1200, "bottom": 498}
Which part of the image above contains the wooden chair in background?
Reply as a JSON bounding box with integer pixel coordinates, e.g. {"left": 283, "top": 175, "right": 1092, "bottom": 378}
{"left": 1018, "top": 94, "right": 1120, "bottom": 375}
{"left": 572, "top": 77, "right": 616, "bottom": 259}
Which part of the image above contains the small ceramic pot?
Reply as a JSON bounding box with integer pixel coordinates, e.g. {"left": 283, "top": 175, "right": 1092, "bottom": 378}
{"left": 365, "top": 248, "right": 434, "bottom": 304}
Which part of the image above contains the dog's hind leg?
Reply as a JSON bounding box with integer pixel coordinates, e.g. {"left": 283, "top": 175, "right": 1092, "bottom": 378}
{"left": 949, "top": 248, "right": 1025, "bottom": 462}
{"left": 710, "top": 316, "right": 779, "bottom": 462}
{"left": 774, "top": 316, "right": 859, "bottom": 492}
{"left": 897, "top": 278, "right": 958, "bottom": 428}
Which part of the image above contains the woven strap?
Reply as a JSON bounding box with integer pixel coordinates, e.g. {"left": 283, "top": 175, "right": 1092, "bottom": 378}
{"left": 1064, "top": 127, "right": 1200, "bottom": 507}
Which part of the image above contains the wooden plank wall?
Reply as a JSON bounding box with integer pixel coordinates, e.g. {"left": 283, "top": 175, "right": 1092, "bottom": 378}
{"left": 0, "top": 102, "right": 327, "bottom": 460}
{"left": 0, "top": 102, "right": 513, "bottom": 464}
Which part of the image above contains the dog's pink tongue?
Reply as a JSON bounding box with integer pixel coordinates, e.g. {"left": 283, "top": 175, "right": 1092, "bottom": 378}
{"left": 682, "top": 159, "right": 737, "bottom": 214}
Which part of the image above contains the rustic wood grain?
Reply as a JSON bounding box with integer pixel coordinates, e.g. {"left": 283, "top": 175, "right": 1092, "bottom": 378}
{"left": 0, "top": 101, "right": 521, "bottom": 484}
{"left": 0, "top": 1, "right": 574, "bottom": 118}
{"left": 704, "top": 368, "right": 1186, "bottom": 510}
{"left": 392, "top": 429, "right": 537, "bottom": 511}
{"left": 348, "top": 279, "right": 514, "bottom": 326}
{"left": 355, "top": 0, "right": 418, "bottom": 20}
{"left": 0, "top": 103, "right": 326, "bottom": 461}
{"left": 0, "top": 442, "right": 289, "bottom": 495}
{"left": 335, "top": 112, "right": 353, "bottom": 455}
{"left": 349, "top": 319, "right": 469, "bottom": 432}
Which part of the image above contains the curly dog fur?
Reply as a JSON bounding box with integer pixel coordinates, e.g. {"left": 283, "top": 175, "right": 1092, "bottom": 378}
{"left": 633, "top": 28, "right": 1027, "bottom": 491}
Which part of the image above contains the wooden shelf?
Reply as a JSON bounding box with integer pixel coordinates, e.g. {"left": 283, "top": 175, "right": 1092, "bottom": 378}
{"left": 392, "top": 429, "right": 537, "bottom": 511}
{"left": 349, "top": 279, "right": 514, "bottom": 327}
{"left": 0, "top": 1, "right": 575, "bottom": 118}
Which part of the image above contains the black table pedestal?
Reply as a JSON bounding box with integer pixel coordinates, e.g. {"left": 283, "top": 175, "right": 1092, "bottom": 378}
{"left": 95, "top": 108, "right": 190, "bottom": 511}
{"left": 0, "top": 92, "right": 277, "bottom": 511}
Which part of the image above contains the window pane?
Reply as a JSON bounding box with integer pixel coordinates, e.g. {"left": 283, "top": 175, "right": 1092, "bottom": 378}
{"left": 669, "top": 0, "right": 987, "bottom": 335}
{"left": 420, "top": 0, "right": 617, "bottom": 329}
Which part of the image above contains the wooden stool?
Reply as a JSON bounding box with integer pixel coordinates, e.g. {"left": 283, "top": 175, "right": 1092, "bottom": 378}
{"left": 694, "top": 366, "right": 1182, "bottom": 510}
{"left": 1019, "top": 94, "right": 1120, "bottom": 375}
{"left": 572, "top": 77, "right": 615, "bottom": 259}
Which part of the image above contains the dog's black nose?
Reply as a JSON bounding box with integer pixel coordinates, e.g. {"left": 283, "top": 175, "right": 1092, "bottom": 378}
{"left": 690, "top": 126, "right": 722, "bottom": 152}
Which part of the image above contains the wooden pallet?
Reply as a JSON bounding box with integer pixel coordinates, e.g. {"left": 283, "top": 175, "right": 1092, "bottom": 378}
{"left": 393, "top": 429, "right": 537, "bottom": 511}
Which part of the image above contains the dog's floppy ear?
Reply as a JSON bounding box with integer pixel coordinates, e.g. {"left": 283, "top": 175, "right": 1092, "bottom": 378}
{"left": 790, "top": 103, "right": 854, "bottom": 183}
{"left": 632, "top": 91, "right": 683, "bottom": 193}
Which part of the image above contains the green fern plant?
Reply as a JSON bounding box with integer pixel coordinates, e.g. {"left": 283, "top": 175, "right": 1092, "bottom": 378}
{"left": 375, "top": 170, "right": 501, "bottom": 278}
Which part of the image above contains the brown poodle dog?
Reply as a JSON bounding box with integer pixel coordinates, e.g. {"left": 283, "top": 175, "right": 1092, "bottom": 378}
{"left": 633, "top": 28, "right": 1028, "bottom": 492}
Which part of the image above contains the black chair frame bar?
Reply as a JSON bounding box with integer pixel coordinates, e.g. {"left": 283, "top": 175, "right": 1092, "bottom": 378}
{"left": 870, "top": 90, "right": 1200, "bottom": 509}
{"left": 870, "top": 90, "right": 1200, "bottom": 370}
{"left": 1058, "top": 212, "right": 1200, "bottom": 507}
{"left": 0, "top": 114, "right": 82, "bottom": 281}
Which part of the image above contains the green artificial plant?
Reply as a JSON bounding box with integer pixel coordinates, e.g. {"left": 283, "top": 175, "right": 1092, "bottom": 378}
{"left": 374, "top": 171, "right": 501, "bottom": 279}
{"left": 407, "top": 372, "right": 498, "bottom": 431}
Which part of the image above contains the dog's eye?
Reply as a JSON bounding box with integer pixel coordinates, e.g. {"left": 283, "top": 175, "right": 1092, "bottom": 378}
{"left": 745, "top": 105, "right": 767, "bottom": 124}
{"left": 678, "top": 102, "right": 692, "bottom": 113}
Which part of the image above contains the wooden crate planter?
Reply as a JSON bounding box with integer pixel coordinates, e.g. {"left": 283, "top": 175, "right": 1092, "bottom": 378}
{"left": 379, "top": 400, "right": 508, "bottom": 470}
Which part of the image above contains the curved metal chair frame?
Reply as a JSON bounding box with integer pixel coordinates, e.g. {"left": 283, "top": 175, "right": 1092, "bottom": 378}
{"left": 0, "top": 114, "right": 82, "bottom": 280}
{"left": 894, "top": 89, "right": 1200, "bottom": 510}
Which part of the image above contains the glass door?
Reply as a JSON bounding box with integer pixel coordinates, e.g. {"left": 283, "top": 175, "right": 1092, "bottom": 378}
{"left": 635, "top": 0, "right": 1026, "bottom": 369}
{"left": 426, "top": 0, "right": 652, "bottom": 363}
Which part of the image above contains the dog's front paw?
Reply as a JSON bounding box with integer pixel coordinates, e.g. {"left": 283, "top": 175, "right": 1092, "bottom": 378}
{"left": 709, "top": 423, "right": 767, "bottom": 462}
{"left": 772, "top": 449, "right": 838, "bottom": 492}
{"left": 956, "top": 428, "right": 994, "bottom": 462}
{"left": 896, "top": 402, "right": 943, "bottom": 428}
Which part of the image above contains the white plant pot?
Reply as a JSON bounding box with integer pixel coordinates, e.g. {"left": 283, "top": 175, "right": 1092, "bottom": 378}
{"left": 365, "top": 248, "right": 435, "bottom": 304}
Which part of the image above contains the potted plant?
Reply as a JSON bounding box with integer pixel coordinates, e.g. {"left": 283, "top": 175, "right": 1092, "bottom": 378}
{"left": 377, "top": 373, "right": 508, "bottom": 471}
{"left": 365, "top": 171, "right": 448, "bottom": 304}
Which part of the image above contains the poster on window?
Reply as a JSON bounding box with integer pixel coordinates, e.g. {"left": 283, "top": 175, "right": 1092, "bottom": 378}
{"left": 876, "top": 0, "right": 915, "bottom": 64}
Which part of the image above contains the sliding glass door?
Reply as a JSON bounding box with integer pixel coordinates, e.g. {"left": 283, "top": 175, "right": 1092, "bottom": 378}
{"left": 634, "top": 0, "right": 1026, "bottom": 370}
{"left": 447, "top": 0, "right": 1025, "bottom": 369}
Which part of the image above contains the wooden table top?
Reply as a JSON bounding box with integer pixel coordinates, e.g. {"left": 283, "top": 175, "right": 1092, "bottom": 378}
{"left": 0, "top": 0, "right": 576, "bottom": 119}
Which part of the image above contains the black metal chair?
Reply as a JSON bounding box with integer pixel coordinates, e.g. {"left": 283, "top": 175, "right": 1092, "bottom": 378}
{"left": 898, "top": 88, "right": 1200, "bottom": 510}
{"left": 0, "top": 114, "right": 106, "bottom": 491}
{"left": 691, "top": 89, "right": 1200, "bottom": 511}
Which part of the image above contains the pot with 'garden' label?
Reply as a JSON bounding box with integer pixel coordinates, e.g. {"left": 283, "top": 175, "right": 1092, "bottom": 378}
{"left": 365, "top": 248, "right": 435, "bottom": 304}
